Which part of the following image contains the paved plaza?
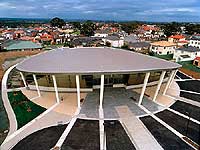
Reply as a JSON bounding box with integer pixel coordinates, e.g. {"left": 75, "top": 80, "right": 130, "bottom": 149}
{"left": 80, "top": 88, "right": 164, "bottom": 119}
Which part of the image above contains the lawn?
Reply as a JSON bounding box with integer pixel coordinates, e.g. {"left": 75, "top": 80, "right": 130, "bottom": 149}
{"left": 178, "top": 61, "right": 200, "bottom": 73}
{"left": 149, "top": 52, "right": 174, "bottom": 61}
{"left": 7, "top": 91, "right": 46, "bottom": 129}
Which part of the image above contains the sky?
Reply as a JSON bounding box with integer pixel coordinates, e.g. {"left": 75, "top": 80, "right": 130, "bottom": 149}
{"left": 0, "top": 0, "right": 200, "bottom": 22}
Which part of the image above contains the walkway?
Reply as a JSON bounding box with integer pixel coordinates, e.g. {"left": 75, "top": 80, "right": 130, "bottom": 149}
{"left": 1, "top": 64, "right": 18, "bottom": 136}
{"left": 1, "top": 104, "right": 71, "bottom": 150}
{"left": 116, "top": 106, "right": 163, "bottom": 150}
{"left": 79, "top": 88, "right": 163, "bottom": 119}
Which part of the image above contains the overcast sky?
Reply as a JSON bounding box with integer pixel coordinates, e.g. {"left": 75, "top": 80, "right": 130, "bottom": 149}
{"left": 0, "top": 0, "right": 200, "bottom": 22}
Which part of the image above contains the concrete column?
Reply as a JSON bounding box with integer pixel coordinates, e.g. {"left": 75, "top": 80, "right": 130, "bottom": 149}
{"left": 163, "top": 70, "right": 176, "bottom": 95}
{"left": 76, "top": 75, "right": 81, "bottom": 108}
{"left": 20, "top": 72, "right": 27, "bottom": 87}
{"left": 33, "top": 74, "right": 41, "bottom": 97}
{"left": 99, "top": 74, "right": 105, "bottom": 109}
{"left": 52, "top": 75, "right": 60, "bottom": 103}
{"left": 153, "top": 71, "right": 166, "bottom": 101}
{"left": 169, "top": 69, "right": 178, "bottom": 88}
{"left": 138, "top": 72, "right": 150, "bottom": 106}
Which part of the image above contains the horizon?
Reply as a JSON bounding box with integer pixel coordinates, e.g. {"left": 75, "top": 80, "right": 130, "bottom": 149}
{"left": 0, "top": 0, "right": 200, "bottom": 22}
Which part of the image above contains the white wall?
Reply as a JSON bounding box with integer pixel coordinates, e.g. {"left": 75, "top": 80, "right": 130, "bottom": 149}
{"left": 173, "top": 50, "right": 200, "bottom": 62}
{"left": 150, "top": 45, "right": 175, "bottom": 55}
{"left": 189, "top": 40, "right": 200, "bottom": 48}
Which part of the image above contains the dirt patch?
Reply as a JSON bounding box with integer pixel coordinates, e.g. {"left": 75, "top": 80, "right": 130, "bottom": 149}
{"left": 179, "top": 68, "right": 200, "bottom": 79}
{"left": 0, "top": 50, "right": 42, "bottom": 80}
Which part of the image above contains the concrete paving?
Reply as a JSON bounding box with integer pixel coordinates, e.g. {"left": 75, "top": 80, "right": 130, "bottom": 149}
{"left": 80, "top": 88, "right": 163, "bottom": 119}
{"left": 116, "top": 106, "right": 163, "bottom": 150}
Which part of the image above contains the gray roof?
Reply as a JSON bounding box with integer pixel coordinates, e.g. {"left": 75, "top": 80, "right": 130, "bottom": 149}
{"left": 124, "top": 35, "right": 139, "bottom": 43}
{"left": 16, "top": 47, "right": 181, "bottom": 74}
{"left": 105, "top": 36, "right": 120, "bottom": 41}
{"left": 176, "top": 46, "right": 200, "bottom": 52}
{"left": 129, "top": 42, "right": 150, "bottom": 48}
{"left": 190, "top": 36, "right": 200, "bottom": 41}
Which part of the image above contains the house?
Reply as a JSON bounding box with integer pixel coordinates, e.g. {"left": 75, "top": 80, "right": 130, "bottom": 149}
{"left": 102, "top": 35, "right": 124, "bottom": 47}
{"left": 124, "top": 35, "right": 139, "bottom": 44}
{"left": 173, "top": 46, "right": 200, "bottom": 62}
{"left": 150, "top": 41, "right": 177, "bottom": 55}
{"left": 94, "top": 30, "right": 109, "bottom": 37}
{"left": 168, "top": 35, "right": 188, "bottom": 46}
{"left": 193, "top": 57, "right": 200, "bottom": 67}
{"left": 71, "top": 37, "right": 102, "bottom": 47}
{"left": 189, "top": 36, "right": 200, "bottom": 48}
{"left": 0, "top": 40, "right": 42, "bottom": 51}
{"left": 128, "top": 42, "right": 150, "bottom": 53}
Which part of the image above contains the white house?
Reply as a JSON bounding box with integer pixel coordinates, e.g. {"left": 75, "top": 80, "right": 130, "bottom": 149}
{"left": 150, "top": 41, "right": 177, "bottom": 55}
{"left": 173, "top": 46, "right": 200, "bottom": 62}
{"left": 189, "top": 36, "right": 200, "bottom": 48}
{"left": 102, "top": 36, "right": 124, "bottom": 47}
{"left": 94, "top": 30, "right": 109, "bottom": 38}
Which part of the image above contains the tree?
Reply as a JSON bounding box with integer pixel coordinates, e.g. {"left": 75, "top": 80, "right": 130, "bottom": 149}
{"left": 50, "top": 17, "right": 66, "bottom": 28}
{"left": 120, "top": 22, "right": 140, "bottom": 34}
{"left": 161, "top": 22, "right": 181, "bottom": 37}
{"left": 106, "top": 41, "right": 111, "bottom": 47}
{"left": 70, "top": 22, "right": 81, "bottom": 30}
{"left": 185, "top": 24, "right": 200, "bottom": 35}
{"left": 80, "top": 21, "right": 96, "bottom": 36}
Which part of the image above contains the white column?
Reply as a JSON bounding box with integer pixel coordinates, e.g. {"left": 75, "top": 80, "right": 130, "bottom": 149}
{"left": 20, "top": 72, "right": 27, "bottom": 87}
{"left": 153, "top": 71, "right": 166, "bottom": 101}
{"left": 169, "top": 69, "right": 178, "bottom": 88}
{"left": 138, "top": 72, "right": 150, "bottom": 106}
{"left": 99, "top": 74, "right": 105, "bottom": 109}
{"left": 52, "top": 75, "right": 60, "bottom": 103}
{"left": 76, "top": 75, "right": 81, "bottom": 108}
{"left": 163, "top": 70, "right": 176, "bottom": 95}
{"left": 33, "top": 74, "right": 41, "bottom": 97}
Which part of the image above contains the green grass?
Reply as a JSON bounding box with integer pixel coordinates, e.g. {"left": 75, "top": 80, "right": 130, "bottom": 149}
{"left": 154, "top": 54, "right": 173, "bottom": 60}
{"left": 149, "top": 52, "right": 173, "bottom": 60}
{"left": 178, "top": 61, "right": 200, "bottom": 73}
{"left": 8, "top": 91, "right": 46, "bottom": 129}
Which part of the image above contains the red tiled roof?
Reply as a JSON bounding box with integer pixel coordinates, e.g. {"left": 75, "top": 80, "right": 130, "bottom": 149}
{"left": 194, "top": 57, "right": 200, "bottom": 61}
{"left": 169, "top": 35, "right": 185, "bottom": 39}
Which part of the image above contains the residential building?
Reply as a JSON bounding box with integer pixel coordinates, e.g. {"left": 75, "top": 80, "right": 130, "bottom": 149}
{"left": 128, "top": 42, "right": 150, "bottom": 53}
{"left": 150, "top": 41, "right": 177, "bottom": 55}
{"left": 173, "top": 46, "right": 200, "bottom": 62}
{"left": 189, "top": 36, "right": 200, "bottom": 48}
{"left": 193, "top": 57, "right": 200, "bottom": 67}
{"left": 102, "top": 35, "right": 124, "bottom": 47}
{"left": 168, "top": 35, "right": 188, "bottom": 46}
{"left": 0, "top": 40, "right": 42, "bottom": 51}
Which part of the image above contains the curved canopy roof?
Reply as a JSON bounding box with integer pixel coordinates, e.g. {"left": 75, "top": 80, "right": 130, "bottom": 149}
{"left": 16, "top": 47, "right": 181, "bottom": 74}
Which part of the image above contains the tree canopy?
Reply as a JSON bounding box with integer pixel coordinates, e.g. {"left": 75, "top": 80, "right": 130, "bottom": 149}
{"left": 120, "top": 22, "right": 140, "bottom": 34}
{"left": 185, "top": 24, "right": 200, "bottom": 35}
{"left": 80, "top": 21, "right": 96, "bottom": 36}
{"left": 161, "top": 22, "right": 182, "bottom": 37}
{"left": 50, "top": 17, "right": 66, "bottom": 28}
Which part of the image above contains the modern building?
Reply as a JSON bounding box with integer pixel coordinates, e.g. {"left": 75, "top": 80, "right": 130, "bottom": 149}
{"left": 2, "top": 47, "right": 182, "bottom": 150}
{"left": 16, "top": 47, "right": 180, "bottom": 108}
{"left": 150, "top": 41, "right": 177, "bottom": 55}
{"left": 173, "top": 46, "right": 200, "bottom": 62}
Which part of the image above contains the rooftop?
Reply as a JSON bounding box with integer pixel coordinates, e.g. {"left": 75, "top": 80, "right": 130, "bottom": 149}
{"left": 169, "top": 35, "right": 185, "bottom": 39}
{"left": 1, "top": 40, "right": 42, "bottom": 51}
{"left": 176, "top": 46, "right": 200, "bottom": 52}
{"left": 16, "top": 47, "right": 181, "bottom": 74}
{"left": 151, "top": 41, "right": 177, "bottom": 47}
